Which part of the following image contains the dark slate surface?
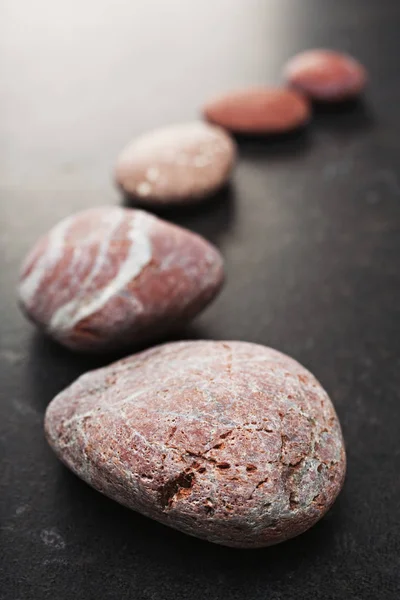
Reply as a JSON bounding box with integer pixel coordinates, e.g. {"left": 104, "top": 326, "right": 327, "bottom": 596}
{"left": 1, "top": 1, "right": 399, "bottom": 598}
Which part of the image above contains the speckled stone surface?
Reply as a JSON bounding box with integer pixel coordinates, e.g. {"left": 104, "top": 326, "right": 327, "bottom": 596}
{"left": 18, "top": 208, "right": 224, "bottom": 352}
{"left": 45, "top": 341, "right": 346, "bottom": 548}
{"left": 203, "top": 87, "right": 311, "bottom": 134}
{"left": 115, "top": 122, "right": 236, "bottom": 205}
{"left": 284, "top": 49, "right": 367, "bottom": 101}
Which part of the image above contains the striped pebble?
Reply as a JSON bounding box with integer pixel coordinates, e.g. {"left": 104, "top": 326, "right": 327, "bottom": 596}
{"left": 115, "top": 122, "right": 236, "bottom": 206}
{"left": 284, "top": 49, "right": 367, "bottom": 101}
{"left": 45, "top": 340, "right": 346, "bottom": 548}
{"left": 18, "top": 207, "right": 224, "bottom": 351}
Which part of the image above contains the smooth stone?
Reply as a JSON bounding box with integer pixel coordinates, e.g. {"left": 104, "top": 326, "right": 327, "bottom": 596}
{"left": 284, "top": 49, "right": 367, "bottom": 101}
{"left": 115, "top": 122, "right": 236, "bottom": 206}
{"left": 202, "top": 87, "right": 311, "bottom": 134}
{"left": 18, "top": 208, "right": 223, "bottom": 351}
{"left": 45, "top": 340, "right": 346, "bottom": 547}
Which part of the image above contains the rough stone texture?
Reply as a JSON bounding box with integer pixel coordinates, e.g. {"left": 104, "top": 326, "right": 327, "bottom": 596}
{"left": 18, "top": 208, "right": 223, "bottom": 352}
{"left": 45, "top": 340, "right": 346, "bottom": 548}
{"left": 284, "top": 49, "right": 367, "bottom": 101}
{"left": 115, "top": 122, "right": 236, "bottom": 205}
{"left": 203, "top": 87, "right": 311, "bottom": 134}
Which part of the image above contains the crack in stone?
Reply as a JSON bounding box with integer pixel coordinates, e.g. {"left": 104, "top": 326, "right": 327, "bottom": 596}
{"left": 249, "top": 478, "right": 269, "bottom": 499}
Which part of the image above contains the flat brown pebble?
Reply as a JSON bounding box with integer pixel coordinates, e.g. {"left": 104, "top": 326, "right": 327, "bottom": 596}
{"left": 284, "top": 49, "right": 367, "bottom": 101}
{"left": 18, "top": 207, "right": 223, "bottom": 352}
{"left": 45, "top": 341, "right": 346, "bottom": 547}
{"left": 203, "top": 87, "right": 311, "bottom": 134}
{"left": 115, "top": 122, "right": 236, "bottom": 205}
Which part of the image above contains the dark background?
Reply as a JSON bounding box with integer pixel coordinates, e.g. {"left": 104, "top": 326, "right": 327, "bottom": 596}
{"left": 1, "top": 1, "right": 400, "bottom": 598}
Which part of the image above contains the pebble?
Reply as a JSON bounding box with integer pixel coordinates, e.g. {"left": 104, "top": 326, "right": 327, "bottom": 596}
{"left": 203, "top": 87, "right": 311, "bottom": 134}
{"left": 115, "top": 122, "right": 236, "bottom": 205}
{"left": 284, "top": 49, "right": 367, "bottom": 101}
{"left": 18, "top": 208, "right": 224, "bottom": 352}
{"left": 45, "top": 340, "right": 346, "bottom": 547}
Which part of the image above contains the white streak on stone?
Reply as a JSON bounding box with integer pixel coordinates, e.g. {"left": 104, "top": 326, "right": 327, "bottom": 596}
{"left": 50, "top": 211, "right": 153, "bottom": 331}
{"left": 18, "top": 215, "right": 75, "bottom": 307}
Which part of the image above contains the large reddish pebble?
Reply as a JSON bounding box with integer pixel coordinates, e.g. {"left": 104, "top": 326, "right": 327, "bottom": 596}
{"left": 284, "top": 49, "right": 367, "bottom": 101}
{"left": 115, "top": 122, "right": 236, "bottom": 205}
{"left": 45, "top": 340, "right": 346, "bottom": 548}
{"left": 202, "top": 87, "right": 311, "bottom": 134}
{"left": 18, "top": 207, "right": 224, "bottom": 352}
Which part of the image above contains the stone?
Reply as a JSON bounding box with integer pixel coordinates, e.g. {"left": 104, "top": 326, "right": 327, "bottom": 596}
{"left": 18, "top": 208, "right": 224, "bottom": 352}
{"left": 284, "top": 49, "right": 367, "bottom": 101}
{"left": 203, "top": 87, "right": 311, "bottom": 134}
{"left": 115, "top": 122, "right": 236, "bottom": 205}
{"left": 45, "top": 340, "right": 346, "bottom": 547}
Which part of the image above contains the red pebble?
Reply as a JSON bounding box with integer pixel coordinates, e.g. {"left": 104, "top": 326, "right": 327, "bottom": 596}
{"left": 284, "top": 49, "right": 367, "bottom": 101}
{"left": 45, "top": 340, "right": 346, "bottom": 548}
{"left": 18, "top": 207, "right": 224, "bottom": 351}
{"left": 115, "top": 122, "right": 236, "bottom": 206}
{"left": 203, "top": 87, "right": 311, "bottom": 134}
